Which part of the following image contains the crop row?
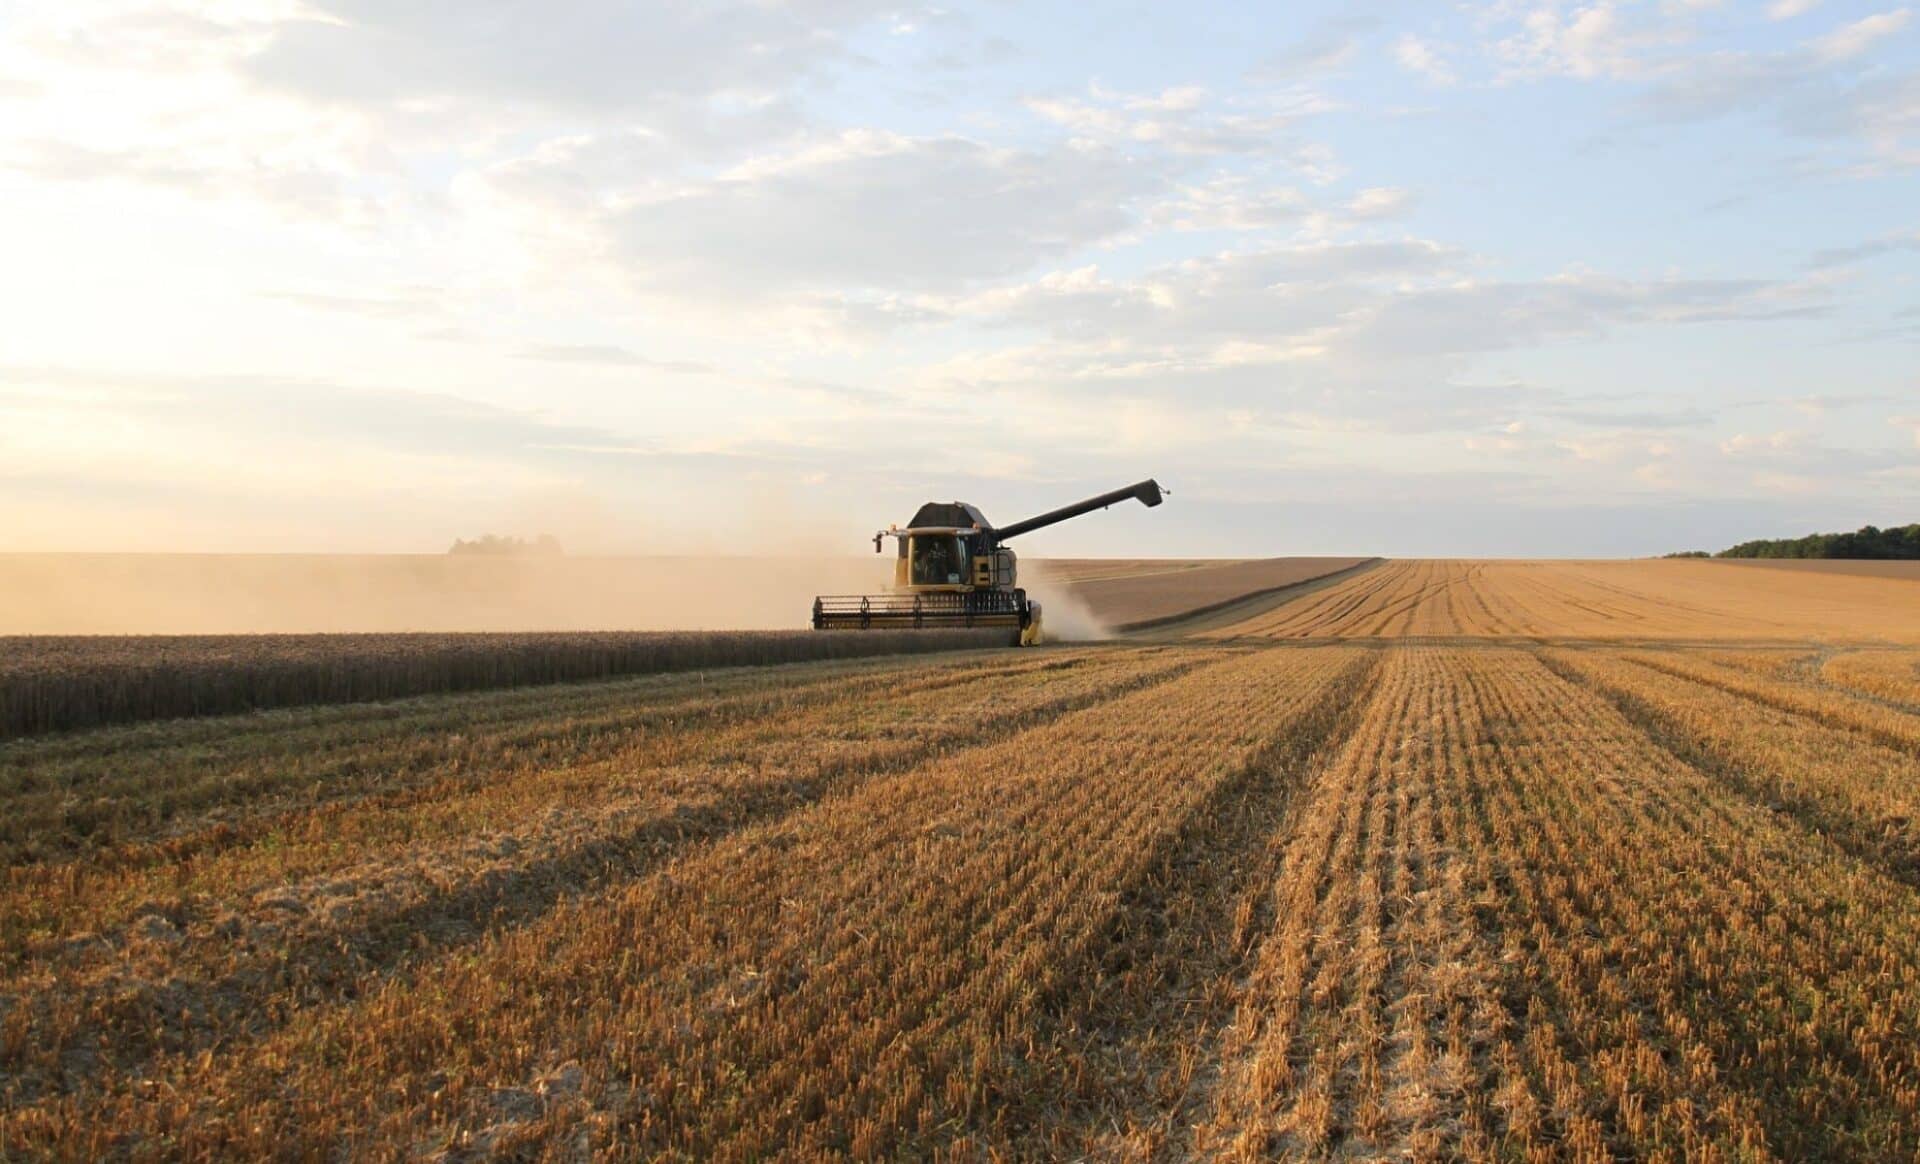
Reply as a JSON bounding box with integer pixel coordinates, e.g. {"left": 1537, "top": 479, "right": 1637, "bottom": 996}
{"left": 954, "top": 647, "right": 1385, "bottom": 1158}
{"left": 1201, "top": 647, "right": 1920, "bottom": 1159}
{"left": 1, "top": 647, "right": 1207, "bottom": 1104}
{"left": 1824, "top": 649, "right": 1920, "bottom": 707}
{"left": 1616, "top": 648, "right": 1920, "bottom": 753}
{"left": 1, "top": 646, "right": 1372, "bottom": 1158}
{"left": 1198, "top": 648, "right": 1509, "bottom": 1157}
{"left": 0, "top": 628, "right": 1013, "bottom": 738}
{"left": 0, "top": 646, "right": 1090, "bottom": 868}
{"left": 1484, "top": 650, "right": 1920, "bottom": 1158}
{"left": 1689, "top": 646, "right": 1920, "bottom": 715}
{"left": 1544, "top": 647, "right": 1920, "bottom": 885}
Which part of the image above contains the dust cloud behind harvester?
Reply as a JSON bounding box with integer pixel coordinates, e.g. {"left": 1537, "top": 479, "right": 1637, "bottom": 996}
{"left": 0, "top": 554, "right": 895, "bottom": 635}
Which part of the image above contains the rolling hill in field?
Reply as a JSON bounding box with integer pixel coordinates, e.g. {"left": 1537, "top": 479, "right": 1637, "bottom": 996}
{"left": 1032, "top": 556, "right": 1376, "bottom": 630}
{"left": 5, "top": 559, "right": 1920, "bottom": 1159}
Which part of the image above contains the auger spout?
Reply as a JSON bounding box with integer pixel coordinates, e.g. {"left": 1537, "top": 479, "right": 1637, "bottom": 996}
{"left": 991, "top": 479, "right": 1165, "bottom": 542}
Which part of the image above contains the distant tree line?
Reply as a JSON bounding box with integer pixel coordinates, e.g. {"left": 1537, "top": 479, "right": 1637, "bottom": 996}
{"left": 448, "top": 534, "right": 564, "bottom": 557}
{"left": 1666, "top": 523, "right": 1920, "bottom": 560}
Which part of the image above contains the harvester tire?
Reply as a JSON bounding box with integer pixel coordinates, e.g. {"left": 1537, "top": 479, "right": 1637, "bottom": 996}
{"left": 1020, "top": 604, "right": 1044, "bottom": 647}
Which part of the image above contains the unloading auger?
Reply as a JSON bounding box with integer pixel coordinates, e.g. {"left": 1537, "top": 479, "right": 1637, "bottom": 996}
{"left": 811, "top": 479, "right": 1166, "bottom": 646}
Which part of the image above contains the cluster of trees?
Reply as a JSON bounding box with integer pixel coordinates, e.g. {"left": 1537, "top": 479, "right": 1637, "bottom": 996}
{"left": 448, "top": 534, "right": 564, "bottom": 557}
{"left": 1667, "top": 523, "right": 1920, "bottom": 560}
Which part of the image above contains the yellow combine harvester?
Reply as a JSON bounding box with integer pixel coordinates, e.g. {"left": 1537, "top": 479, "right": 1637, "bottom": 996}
{"left": 812, "top": 479, "right": 1165, "bottom": 645}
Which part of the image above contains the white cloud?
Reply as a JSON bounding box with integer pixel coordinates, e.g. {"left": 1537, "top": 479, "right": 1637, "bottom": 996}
{"left": 1147, "top": 176, "right": 1310, "bottom": 231}
{"left": 1719, "top": 430, "right": 1804, "bottom": 456}
{"left": 950, "top": 249, "right": 1819, "bottom": 369}
{"left": 265, "top": 288, "right": 448, "bottom": 320}
{"left": 1554, "top": 432, "right": 1675, "bottom": 465}
{"left": 1338, "top": 272, "right": 1828, "bottom": 359}
{"left": 892, "top": 243, "right": 1832, "bottom": 463}
{"left": 515, "top": 345, "right": 716, "bottom": 375}
{"left": 604, "top": 132, "right": 1156, "bottom": 297}
{"left": 1770, "top": 0, "right": 1825, "bottom": 18}
{"left": 1493, "top": 2, "right": 1670, "bottom": 82}
{"left": 1783, "top": 69, "right": 1920, "bottom": 169}
{"left": 1023, "top": 95, "right": 1129, "bottom": 136}
{"left": 1811, "top": 9, "right": 1913, "bottom": 64}
{"left": 465, "top": 127, "right": 1165, "bottom": 312}
{"left": 1601, "top": 14, "right": 1920, "bottom": 169}
{"left": 1807, "top": 229, "right": 1920, "bottom": 267}
{"left": 246, "top": 0, "right": 894, "bottom": 114}
{"left": 434, "top": 72, "right": 1388, "bottom": 325}
{"left": 1481, "top": 0, "right": 1918, "bottom": 174}
{"left": 1023, "top": 84, "right": 1337, "bottom": 163}
{"left": 1394, "top": 35, "right": 1456, "bottom": 85}
{"left": 1346, "top": 187, "right": 1412, "bottom": 219}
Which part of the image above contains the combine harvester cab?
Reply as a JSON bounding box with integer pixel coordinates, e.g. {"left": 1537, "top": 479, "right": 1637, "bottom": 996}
{"left": 812, "top": 479, "right": 1165, "bottom": 646}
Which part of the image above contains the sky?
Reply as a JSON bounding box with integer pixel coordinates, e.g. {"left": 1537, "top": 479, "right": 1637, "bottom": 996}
{"left": 1, "top": 0, "right": 1916, "bottom": 558}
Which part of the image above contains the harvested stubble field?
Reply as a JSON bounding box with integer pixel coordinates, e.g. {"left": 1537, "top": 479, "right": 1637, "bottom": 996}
{"left": 1206, "top": 557, "right": 1920, "bottom": 642}
{"left": 6, "top": 559, "right": 1920, "bottom": 1160}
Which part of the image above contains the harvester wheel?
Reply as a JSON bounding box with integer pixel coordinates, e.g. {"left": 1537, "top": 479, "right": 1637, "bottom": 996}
{"left": 1020, "top": 604, "right": 1044, "bottom": 647}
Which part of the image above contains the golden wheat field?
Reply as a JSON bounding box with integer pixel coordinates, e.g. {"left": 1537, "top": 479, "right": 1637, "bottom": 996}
{"left": 5, "top": 559, "right": 1920, "bottom": 1160}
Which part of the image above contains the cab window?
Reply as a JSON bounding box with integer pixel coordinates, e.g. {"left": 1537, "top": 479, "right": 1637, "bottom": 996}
{"left": 910, "top": 535, "right": 966, "bottom": 585}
